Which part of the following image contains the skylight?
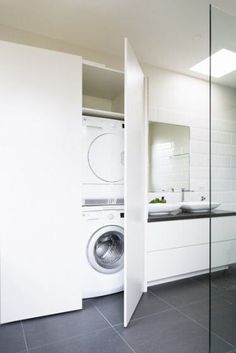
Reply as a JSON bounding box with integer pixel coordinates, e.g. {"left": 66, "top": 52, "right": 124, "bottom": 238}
{"left": 190, "top": 49, "right": 236, "bottom": 78}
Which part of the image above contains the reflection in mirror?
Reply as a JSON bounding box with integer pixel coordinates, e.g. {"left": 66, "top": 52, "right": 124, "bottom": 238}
{"left": 148, "top": 122, "right": 190, "bottom": 192}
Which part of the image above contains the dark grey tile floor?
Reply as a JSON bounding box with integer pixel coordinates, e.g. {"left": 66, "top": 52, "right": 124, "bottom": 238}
{"left": 1, "top": 267, "right": 236, "bottom": 353}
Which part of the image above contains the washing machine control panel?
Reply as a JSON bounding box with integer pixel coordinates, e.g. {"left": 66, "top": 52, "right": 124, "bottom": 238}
{"left": 82, "top": 208, "right": 124, "bottom": 222}
{"left": 82, "top": 212, "right": 100, "bottom": 221}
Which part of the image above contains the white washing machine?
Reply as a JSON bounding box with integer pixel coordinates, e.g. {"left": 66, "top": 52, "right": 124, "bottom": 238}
{"left": 82, "top": 206, "right": 124, "bottom": 298}
{"left": 82, "top": 116, "right": 124, "bottom": 205}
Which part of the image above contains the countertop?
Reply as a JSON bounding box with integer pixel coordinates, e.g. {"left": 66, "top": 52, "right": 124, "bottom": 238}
{"left": 148, "top": 210, "right": 236, "bottom": 223}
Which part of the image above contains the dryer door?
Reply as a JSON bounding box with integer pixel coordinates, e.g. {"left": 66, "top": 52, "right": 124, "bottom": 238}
{"left": 88, "top": 133, "right": 124, "bottom": 183}
{"left": 87, "top": 225, "right": 124, "bottom": 274}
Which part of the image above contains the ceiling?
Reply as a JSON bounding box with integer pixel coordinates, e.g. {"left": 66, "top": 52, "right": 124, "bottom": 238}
{"left": 0, "top": 0, "right": 236, "bottom": 85}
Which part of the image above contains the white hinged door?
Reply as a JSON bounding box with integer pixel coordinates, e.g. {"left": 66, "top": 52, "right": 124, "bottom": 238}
{"left": 124, "top": 38, "right": 146, "bottom": 327}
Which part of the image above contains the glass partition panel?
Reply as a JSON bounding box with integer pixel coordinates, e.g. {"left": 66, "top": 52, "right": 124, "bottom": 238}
{"left": 210, "top": 6, "right": 236, "bottom": 353}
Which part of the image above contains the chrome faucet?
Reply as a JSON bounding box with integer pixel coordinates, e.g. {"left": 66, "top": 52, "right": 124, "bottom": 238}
{"left": 181, "top": 188, "right": 194, "bottom": 202}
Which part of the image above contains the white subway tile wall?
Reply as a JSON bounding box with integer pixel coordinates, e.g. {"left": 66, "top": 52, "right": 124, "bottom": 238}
{"left": 144, "top": 65, "right": 236, "bottom": 211}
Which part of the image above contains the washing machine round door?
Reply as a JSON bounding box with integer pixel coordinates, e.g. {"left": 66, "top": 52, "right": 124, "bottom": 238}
{"left": 88, "top": 133, "right": 124, "bottom": 183}
{"left": 87, "top": 225, "right": 124, "bottom": 274}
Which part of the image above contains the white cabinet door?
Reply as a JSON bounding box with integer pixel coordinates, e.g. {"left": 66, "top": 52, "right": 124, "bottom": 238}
{"left": 0, "top": 41, "right": 82, "bottom": 323}
{"left": 124, "top": 39, "right": 146, "bottom": 327}
{"left": 147, "top": 245, "right": 209, "bottom": 282}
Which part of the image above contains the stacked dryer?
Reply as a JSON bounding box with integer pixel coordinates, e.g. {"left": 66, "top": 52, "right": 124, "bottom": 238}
{"left": 82, "top": 116, "right": 124, "bottom": 298}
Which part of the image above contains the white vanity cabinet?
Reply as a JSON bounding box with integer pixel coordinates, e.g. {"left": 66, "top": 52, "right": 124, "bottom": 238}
{"left": 147, "top": 216, "right": 236, "bottom": 286}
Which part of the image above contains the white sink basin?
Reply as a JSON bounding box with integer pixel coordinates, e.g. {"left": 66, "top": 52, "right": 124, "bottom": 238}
{"left": 181, "top": 201, "right": 220, "bottom": 213}
{"left": 149, "top": 203, "right": 181, "bottom": 215}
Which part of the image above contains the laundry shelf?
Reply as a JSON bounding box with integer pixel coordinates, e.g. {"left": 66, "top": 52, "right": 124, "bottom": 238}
{"left": 83, "top": 63, "right": 124, "bottom": 99}
{"left": 82, "top": 107, "right": 124, "bottom": 120}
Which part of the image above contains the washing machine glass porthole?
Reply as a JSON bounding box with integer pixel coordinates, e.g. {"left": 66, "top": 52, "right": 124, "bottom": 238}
{"left": 87, "top": 226, "right": 124, "bottom": 274}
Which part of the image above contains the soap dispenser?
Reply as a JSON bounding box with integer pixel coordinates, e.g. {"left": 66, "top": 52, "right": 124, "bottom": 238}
{"left": 161, "top": 196, "right": 167, "bottom": 203}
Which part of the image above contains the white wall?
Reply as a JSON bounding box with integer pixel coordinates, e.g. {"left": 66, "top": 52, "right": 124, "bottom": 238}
{"left": 145, "top": 64, "right": 236, "bottom": 211}
{"left": 83, "top": 95, "right": 112, "bottom": 111}
{"left": 145, "top": 64, "right": 209, "bottom": 201}
{"left": 0, "top": 24, "right": 123, "bottom": 70}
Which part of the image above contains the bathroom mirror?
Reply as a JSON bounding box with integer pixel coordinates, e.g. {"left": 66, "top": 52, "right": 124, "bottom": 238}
{"left": 149, "top": 122, "right": 190, "bottom": 192}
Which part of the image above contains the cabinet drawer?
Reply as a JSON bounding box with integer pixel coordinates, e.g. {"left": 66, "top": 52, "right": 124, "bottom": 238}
{"left": 211, "top": 217, "right": 236, "bottom": 242}
{"left": 147, "top": 245, "right": 209, "bottom": 282}
{"left": 147, "top": 218, "right": 209, "bottom": 251}
{"left": 147, "top": 240, "right": 236, "bottom": 283}
{"left": 212, "top": 240, "right": 236, "bottom": 267}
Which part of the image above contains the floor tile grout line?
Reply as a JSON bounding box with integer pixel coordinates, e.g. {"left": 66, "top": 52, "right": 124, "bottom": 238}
{"left": 151, "top": 290, "right": 233, "bottom": 346}
{"left": 93, "top": 293, "right": 175, "bottom": 326}
{"left": 95, "top": 306, "right": 137, "bottom": 353}
{"left": 92, "top": 291, "right": 175, "bottom": 326}
{"left": 94, "top": 306, "right": 174, "bottom": 328}
{"left": 150, "top": 290, "right": 235, "bottom": 349}
{"left": 111, "top": 307, "right": 175, "bottom": 328}
{"left": 150, "top": 288, "right": 236, "bottom": 311}
{"left": 175, "top": 300, "right": 235, "bottom": 348}
{"left": 112, "top": 326, "right": 137, "bottom": 353}
{"left": 149, "top": 288, "right": 210, "bottom": 309}
{"left": 149, "top": 289, "right": 213, "bottom": 317}
{"left": 94, "top": 305, "right": 116, "bottom": 328}
{"left": 20, "top": 321, "right": 29, "bottom": 353}
{"left": 20, "top": 325, "right": 111, "bottom": 352}
{"left": 130, "top": 306, "right": 174, "bottom": 322}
